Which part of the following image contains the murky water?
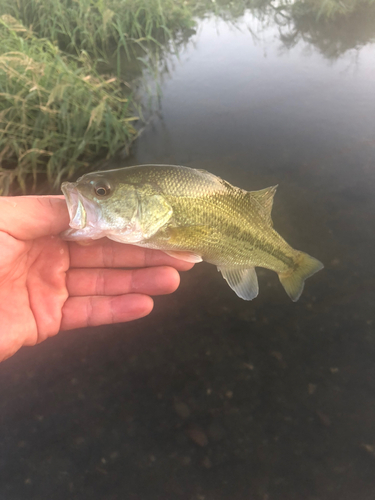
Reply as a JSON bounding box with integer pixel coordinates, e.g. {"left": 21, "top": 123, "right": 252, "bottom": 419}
{"left": 1, "top": 6, "right": 375, "bottom": 500}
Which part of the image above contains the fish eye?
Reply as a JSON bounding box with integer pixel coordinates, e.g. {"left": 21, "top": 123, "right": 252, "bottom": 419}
{"left": 94, "top": 183, "right": 111, "bottom": 197}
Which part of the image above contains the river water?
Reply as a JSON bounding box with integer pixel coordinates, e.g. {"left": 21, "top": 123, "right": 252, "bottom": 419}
{"left": 1, "top": 6, "right": 375, "bottom": 500}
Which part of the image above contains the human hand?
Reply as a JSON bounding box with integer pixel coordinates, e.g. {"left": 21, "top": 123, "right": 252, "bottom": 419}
{"left": 0, "top": 196, "right": 193, "bottom": 362}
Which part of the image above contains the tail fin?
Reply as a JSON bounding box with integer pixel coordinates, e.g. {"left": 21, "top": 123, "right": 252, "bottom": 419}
{"left": 279, "top": 252, "right": 323, "bottom": 302}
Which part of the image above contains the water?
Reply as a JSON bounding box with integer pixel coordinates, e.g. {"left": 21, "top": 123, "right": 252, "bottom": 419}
{"left": 1, "top": 6, "right": 375, "bottom": 500}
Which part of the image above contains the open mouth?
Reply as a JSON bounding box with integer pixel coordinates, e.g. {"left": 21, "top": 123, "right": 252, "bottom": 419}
{"left": 61, "top": 182, "right": 87, "bottom": 229}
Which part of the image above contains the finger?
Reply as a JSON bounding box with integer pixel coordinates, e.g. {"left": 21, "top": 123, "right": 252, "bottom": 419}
{"left": 0, "top": 196, "right": 69, "bottom": 239}
{"left": 69, "top": 239, "right": 195, "bottom": 271}
{"left": 66, "top": 266, "right": 180, "bottom": 296}
{"left": 60, "top": 294, "right": 153, "bottom": 330}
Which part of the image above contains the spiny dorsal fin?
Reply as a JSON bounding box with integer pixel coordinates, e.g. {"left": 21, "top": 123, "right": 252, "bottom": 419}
{"left": 249, "top": 185, "right": 278, "bottom": 225}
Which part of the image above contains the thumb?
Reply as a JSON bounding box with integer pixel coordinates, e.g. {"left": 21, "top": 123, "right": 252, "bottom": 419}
{"left": 0, "top": 196, "right": 70, "bottom": 240}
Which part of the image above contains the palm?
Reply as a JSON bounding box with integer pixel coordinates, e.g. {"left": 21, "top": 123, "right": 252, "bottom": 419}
{"left": 0, "top": 233, "right": 69, "bottom": 352}
{"left": 0, "top": 196, "right": 193, "bottom": 362}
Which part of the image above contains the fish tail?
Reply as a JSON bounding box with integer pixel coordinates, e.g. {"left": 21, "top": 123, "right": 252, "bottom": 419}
{"left": 278, "top": 251, "right": 323, "bottom": 302}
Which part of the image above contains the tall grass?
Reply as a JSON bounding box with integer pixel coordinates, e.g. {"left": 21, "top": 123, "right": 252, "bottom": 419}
{"left": 0, "top": 0, "right": 196, "bottom": 62}
{"left": 0, "top": 15, "right": 138, "bottom": 194}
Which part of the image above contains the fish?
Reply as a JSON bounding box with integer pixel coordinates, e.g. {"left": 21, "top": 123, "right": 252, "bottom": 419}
{"left": 61, "top": 164, "right": 323, "bottom": 301}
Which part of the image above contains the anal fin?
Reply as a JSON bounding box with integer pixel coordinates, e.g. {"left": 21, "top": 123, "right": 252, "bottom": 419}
{"left": 218, "top": 266, "right": 259, "bottom": 301}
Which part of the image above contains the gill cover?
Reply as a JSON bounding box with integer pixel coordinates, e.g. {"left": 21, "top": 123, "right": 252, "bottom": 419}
{"left": 134, "top": 192, "right": 173, "bottom": 239}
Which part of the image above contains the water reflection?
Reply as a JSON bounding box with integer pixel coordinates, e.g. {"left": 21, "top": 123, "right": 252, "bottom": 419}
{"left": 114, "top": 0, "right": 375, "bottom": 146}
{"left": 212, "top": 0, "right": 375, "bottom": 54}
{"left": 195, "top": 1, "right": 375, "bottom": 59}
{"left": 131, "top": 10, "right": 375, "bottom": 178}
{"left": 275, "top": 1, "right": 375, "bottom": 58}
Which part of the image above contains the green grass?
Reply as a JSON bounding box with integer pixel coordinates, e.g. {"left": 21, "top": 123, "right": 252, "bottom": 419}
{"left": 0, "top": 15, "right": 138, "bottom": 194}
{"left": 0, "top": 0, "right": 196, "bottom": 62}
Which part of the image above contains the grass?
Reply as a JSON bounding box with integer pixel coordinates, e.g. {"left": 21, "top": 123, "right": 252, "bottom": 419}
{"left": 0, "top": 0, "right": 196, "bottom": 66}
{"left": 0, "top": 15, "right": 139, "bottom": 194}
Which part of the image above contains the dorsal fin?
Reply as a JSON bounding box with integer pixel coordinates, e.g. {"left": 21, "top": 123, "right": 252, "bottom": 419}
{"left": 249, "top": 185, "right": 278, "bottom": 225}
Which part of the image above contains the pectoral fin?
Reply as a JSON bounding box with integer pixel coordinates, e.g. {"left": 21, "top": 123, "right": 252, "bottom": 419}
{"left": 164, "top": 251, "right": 203, "bottom": 263}
{"left": 218, "top": 266, "right": 259, "bottom": 300}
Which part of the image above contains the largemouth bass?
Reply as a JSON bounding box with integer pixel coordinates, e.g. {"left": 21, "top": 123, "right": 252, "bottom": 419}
{"left": 61, "top": 164, "right": 323, "bottom": 301}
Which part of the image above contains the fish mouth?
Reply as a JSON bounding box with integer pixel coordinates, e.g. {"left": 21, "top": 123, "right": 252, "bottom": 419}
{"left": 61, "top": 182, "right": 87, "bottom": 229}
